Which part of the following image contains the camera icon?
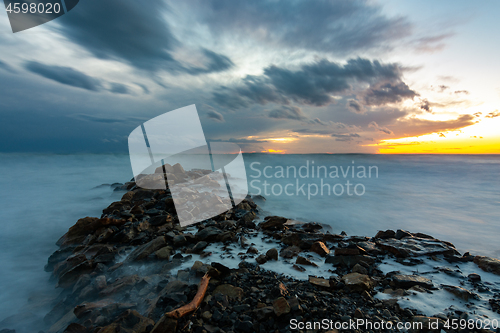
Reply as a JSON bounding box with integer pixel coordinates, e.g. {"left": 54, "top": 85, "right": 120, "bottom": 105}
{"left": 128, "top": 105, "right": 248, "bottom": 227}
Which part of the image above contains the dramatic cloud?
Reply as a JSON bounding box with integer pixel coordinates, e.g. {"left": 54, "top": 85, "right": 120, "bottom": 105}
{"left": 347, "top": 99, "right": 365, "bottom": 114}
{"left": 331, "top": 133, "right": 361, "bottom": 142}
{"left": 368, "top": 121, "right": 393, "bottom": 135}
{"left": 190, "top": 0, "right": 410, "bottom": 55}
{"left": 206, "top": 110, "right": 225, "bottom": 122}
{"left": 214, "top": 58, "right": 406, "bottom": 108}
{"left": 269, "top": 106, "right": 307, "bottom": 120}
{"left": 109, "top": 83, "right": 130, "bottom": 95}
{"left": 420, "top": 99, "right": 432, "bottom": 112}
{"left": 393, "top": 114, "right": 475, "bottom": 137}
{"left": 360, "top": 81, "right": 418, "bottom": 106}
{"left": 55, "top": 0, "right": 232, "bottom": 74}
{"left": 24, "top": 61, "right": 102, "bottom": 91}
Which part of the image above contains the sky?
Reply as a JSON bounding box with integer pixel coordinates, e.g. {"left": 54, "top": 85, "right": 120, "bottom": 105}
{"left": 0, "top": 0, "right": 498, "bottom": 154}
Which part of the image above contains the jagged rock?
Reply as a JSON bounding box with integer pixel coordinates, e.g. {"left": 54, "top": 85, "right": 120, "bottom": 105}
{"left": 155, "top": 246, "right": 172, "bottom": 259}
{"left": 325, "top": 255, "right": 375, "bottom": 268}
{"left": 126, "top": 236, "right": 166, "bottom": 262}
{"left": 259, "top": 216, "right": 288, "bottom": 230}
{"left": 395, "top": 229, "right": 412, "bottom": 239}
{"left": 443, "top": 285, "right": 478, "bottom": 301}
{"left": 280, "top": 245, "right": 301, "bottom": 259}
{"left": 195, "top": 226, "right": 223, "bottom": 242}
{"left": 272, "top": 297, "right": 290, "bottom": 316}
{"left": 296, "top": 256, "right": 318, "bottom": 267}
{"left": 376, "top": 237, "right": 459, "bottom": 258}
{"left": 374, "top": 230, "right": 396, "bottom": 239}
{"left": 309, "top": 276, "right": 332, "bottom": 289}
{"left": 99, "top": 275, "right": 140, "bottom": 297}
{"left": 392, "top": 274, "right": 433, "bottom": 289}
{"left": 310, "top": 241, "right": 330, "bottom": 257}
{"left": 341, "top": 273, "right": 374, "bottom": 292}
{"left": 474, "top": 256, "right": 500, "bottom": 275}
{"left": 57, "top": 217, "right": 126, "bottom": 246}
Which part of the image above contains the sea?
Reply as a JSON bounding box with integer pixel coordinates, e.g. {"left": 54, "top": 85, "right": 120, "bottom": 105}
{"left": 0, "top": 153, "right": 499, "bottom": 328}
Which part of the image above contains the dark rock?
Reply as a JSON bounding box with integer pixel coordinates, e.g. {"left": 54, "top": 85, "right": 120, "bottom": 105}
{"left": 310, "top": 241, "right": 330, "bottom": 257}
{"left": 374, "top": 230, "right": 396, "bottom": 239}
{"left": 341, "top": 273, "right": 374, "bottom": 292}
{"left": 265, "top": 248, "right": 279, "bottom": 261}
{"left": 468, "top": 273, "right": 481, "bottom": 282}
{"left": 256, "top": 254, "right": 268, "bottom": 265}
{"left": 259, "top": 216, "right": 288, "bottom": 230}
{"left": 395, "top": 229, "right": 412, "bottom": 239}
{"left": 195, "top": 227, "right": 223, "bottom": 242}
{"left": 474, "top": 256, "right": 500, "bottom": 275}
{"left": 392, "top": 274, "right": 433, "bottom": 289}
{"left": 279, "top": 245, "right": 301, "bottom": 259}
{"left": 272, "top": 297, "right": 290, "bottom": 316}
{"left": 296, "top": 256, "right": 318, "bottom": 267}
{"left": 126, "top": 236, "right": 166, "bottom": 262}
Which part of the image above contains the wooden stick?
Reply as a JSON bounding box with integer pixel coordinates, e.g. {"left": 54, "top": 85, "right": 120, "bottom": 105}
{"left": 165, "top": 273, "right": 211, "bottom": 319}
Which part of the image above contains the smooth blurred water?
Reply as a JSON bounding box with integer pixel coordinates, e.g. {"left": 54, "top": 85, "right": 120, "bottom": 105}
{"left": 0, "top": 153, "right": 499, "bottom": 327}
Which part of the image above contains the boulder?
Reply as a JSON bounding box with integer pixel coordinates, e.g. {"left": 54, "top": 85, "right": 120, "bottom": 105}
{"left": 272, "top": 297, "right": 291, "bottom": 316}
{"left": 376, "top": 238, "right": 459, "bottom": 258}
{"left": 296, "top": 256, "right": 318, "bottom": 267}
{"left": 310, "top": 241, "right": 330, "bottom": 257}
{"left": 260, "top": 216, "right": 288, "bottom": 230}
{"left": 341, "top": 273, "right": 374, "bottom": 292}
{"left": 126, "top": 236, "right": 166, "bottom": 262}
{"left": 474, "top": 256, "right": 500, "bottom": 275}
{"left": 195, "top": 227, "right": 223, "bottom": 242}
{"left": 443, "top": 285, "right": 478, "bottom": 301}
{"left": 392, "top": 274, "right": 433, "bottom": 289}
{"left": 266, "top": 248, "right": 279, "bottom": 261}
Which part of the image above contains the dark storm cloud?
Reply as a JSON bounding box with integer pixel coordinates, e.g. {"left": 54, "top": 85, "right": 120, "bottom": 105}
{"left": 109, "top": 83, "right": 130, "bottom": 95}
{"left": 191, "top": 0, "right": 410, "bottom": 55}
{"left": 368, "top": 121, "right": 393, "bottom": 135}
{"left": 420, "top": 99, "right": 432, "bottom": 112}
{"left": 134, "top": 83, "right": 150, "bottom": 94}
{"left": 55, "top": 0, "right": 232, "bottom": 74}
{"left": 214, "top": 58, "right": 405, "bottom": 108}
{"left": 360, "top": 81, "right": 418, "bottom": 106}
{"left": 24, "top": 61, "right": 102, "bottom": 91}
{"left": 331, "top": 133, "right": 361, "bottom": 142}
{"left": 206, "top": 110, "right": 225, "bottom": 122}
{"left": 347, "top": 99, "right": 365, "bottom": 114}
{"left": 269, "top": 106, "right": 307, "bottom": 120}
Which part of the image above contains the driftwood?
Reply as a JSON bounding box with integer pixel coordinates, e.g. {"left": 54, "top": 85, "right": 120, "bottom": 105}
{"left": 165, "top": 273, "right": 211, "bottom": 319}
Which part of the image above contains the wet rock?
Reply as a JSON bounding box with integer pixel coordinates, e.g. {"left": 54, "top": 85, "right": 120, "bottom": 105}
{"left": 392, "top": 274, "right": 433, "bottom": 289}
{"left": 310, "top": 241, "right": 330, "bottom": 257}
{"left": 352, "top": 263, "right": 368, "bottom": 275}
{"left": 99, "top": 275, "right": 140, "bottom": 297}
{"left": 474, "top": 256, "right": 500, "bottom": 275}
{"left": 292, "top": 265, "right": 306, "bottom": 272}
{"left": 57, "top": 260, "right": 95, "bottom": 289}
{"left": 468, "top": 273, "right": 481, "bottom": 282}
{"left": 149, "top": 214, "right": 172, "bottom": 226}
{"left": 443, "top": 285, "right": 478, "bottom": 301}
{"left": 266, "top": 248, "right": 279, "bottom": 261}
{"left": 376, "top": 237, "right": 459, "bottom": 258}
{"left": 259, "top": 216, "right": 288, "bottom": 230}
{"left": 191, "top": 241, "right": 208, "bottom": 253}
{"left": 246, "top": 246, "right": 259, "bottom": 254}
{"left": 296, "top": 256, "right": 318, "bottom": 267}
{"left": 309, "top": 276, "right": 332, "bottom": 289}
{"left": 213, "top": 284, "right": 244, "bottom": 300}
{"left": 173, "top": 234, "right": 187, "bottom": 246}
{"left": 325, "top": 254, "right": 375, "bottom": 269}
{"left": 395, "top": 229, "right": 412, "bottom": 239}
{"left": 63, "top": 323, "right": 87, "bottom": 333}
{"left": 195, "top": 226, "right": 222, "bottom": 242}
{"left": 252, "top": 306, "right": 274, "bottom": 321}
{"left": 272, "top": 297, "right": 291, "bottom": 316}
{"left": 94, "top": 275, "right": 107, "bottom": 290}
{"left": 155, "top": 246, "right": 172, "bottom": 259}
{"left": 256, "top": 254, "right": 268, "bottom": 264}
{"left": 280, "top": 245, "right": 301, "bottom": 259}
{"left": 341, "top": 273, "right": 374, "bottom": 292}
{"left": 57, "top": 217, "right": 126, "bottom": 246}
{"left": 126, "top": 236, "right": 166, "bottom": 262}
{"left": 374, "top": 230, "right": 396, "bottom": 239}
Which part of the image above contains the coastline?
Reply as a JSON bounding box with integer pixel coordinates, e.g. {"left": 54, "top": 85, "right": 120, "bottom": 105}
{"left": 4, "top": 173, "right": 500, "bottom": 333}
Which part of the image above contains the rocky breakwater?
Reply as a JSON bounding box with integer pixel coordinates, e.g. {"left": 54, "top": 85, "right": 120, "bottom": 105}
{"left": 4, "top": 167, "right": 500, "bottom": 333}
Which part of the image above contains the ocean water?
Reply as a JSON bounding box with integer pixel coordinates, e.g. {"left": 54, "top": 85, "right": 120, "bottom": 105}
{"left": 0, "top": 153, "right": 499, "bottom": 327}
